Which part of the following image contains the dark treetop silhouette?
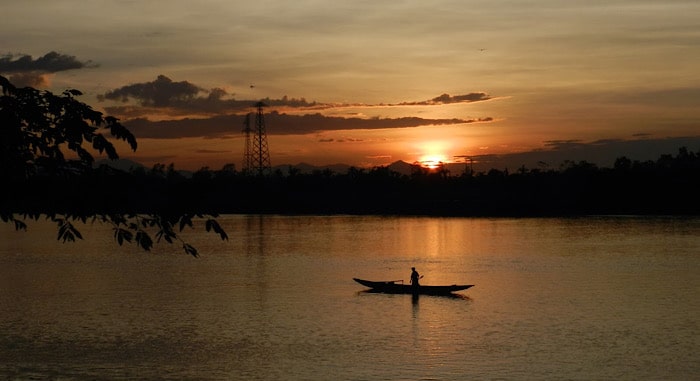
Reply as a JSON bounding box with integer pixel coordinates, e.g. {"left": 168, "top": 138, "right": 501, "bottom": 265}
{"left": 0, "top": 75, "right": 227, "bottom": 257}
{"left": 142, "top": 148, "right": 698, "bottom": 217}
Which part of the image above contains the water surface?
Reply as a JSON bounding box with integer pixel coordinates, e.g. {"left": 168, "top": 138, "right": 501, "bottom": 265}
{"left": 1, "top": 215, "right": 698, "bottom": 380}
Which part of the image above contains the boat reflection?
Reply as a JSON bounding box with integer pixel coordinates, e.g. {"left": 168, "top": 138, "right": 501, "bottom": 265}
{"left": 356, "top": 289, "right": 472, "bottom": 301}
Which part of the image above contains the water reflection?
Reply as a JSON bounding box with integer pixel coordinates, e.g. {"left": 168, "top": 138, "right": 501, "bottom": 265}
{"left": 2, "top": 215, "right": 697, "bottom": 380}
{"left": 244, "top": 215, "right": 268, "bottom": 306}
{"left": 244, "top": 214, "right": 266, "bottom": 257}
{"left": 355, "top": 289, "right": 472, "bottom": 302}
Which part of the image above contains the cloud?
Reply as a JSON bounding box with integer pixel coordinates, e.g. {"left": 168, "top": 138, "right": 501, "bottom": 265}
{"left": 0, "top": 51, "right": 97, "bottom": 87}
{"left": 99, "top": 75, "right": 205, "bottom": 107}
{"left": 99, "top": 76, "right": 496, "bottom": 139}
{"left": 0, "top": 51, "right": 96, "bottom": 88}
{"left": 320, "top": 137, "right": 365, "bottom": 143}
{"left": 336, "top": 138, "right": 364, "bottom": 143}
{"left": 463, "top": 136, "right": 700, "bottom": 172}
{"left": 264, "top": 112, "right": 489, "bottom": 135}
{"left": 367, "top": 155, "right": 393, "bottom": 160}
{"left": 398, "top": 93, "right": 492, "bottom": 106}
{"left": 100, "top": 75, "right": 321, "bottom": 116}
{"left": 0, "top": 51, "right": 95, "bottom": 73}
{"left": 194, "top": 149, "right": 231, "bottom": 154}
{"left": 542, "top": 140, "right": 585, "bottom": 150}
{"left": 124, "top": 111, "right": 493, "bottom": 139}
{"left": 100, "top": 76, "right": 494, "bottom": 119}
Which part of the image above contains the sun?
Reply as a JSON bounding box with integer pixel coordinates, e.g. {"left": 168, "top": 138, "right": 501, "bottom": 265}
{"left": 419, "top": 154, "right": 448, "bottom": 169}
{"left": 416, "top": 141, "right": 450, "bottom": 169}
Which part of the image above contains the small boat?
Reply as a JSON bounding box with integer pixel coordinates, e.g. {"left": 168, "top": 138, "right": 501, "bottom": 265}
{"left": 353, "top": 278, "right": 474, "bottom": 296}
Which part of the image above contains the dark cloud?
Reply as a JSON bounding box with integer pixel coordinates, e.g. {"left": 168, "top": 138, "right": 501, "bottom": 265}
{"left": 367, "top": 155, "right": 392, "bottom": 160}
{"left": 102, "top": 96, "right": 318, "bottom": 117}
{"left": 0, "top": 51, "right": 95, "bottom": 73}
{"left": 100, "top": 76, "right": 494, "bottom": 119}
{"left": 99, "top": 75, "right": 206, "bottom": 107}
{"left": 336, "top": 138, "right": 364, "bottom": 143}
{"left": 264, "top": 112, "right": 488, "bottom": 135}
{"left": 123, "top": 111, "right": 493, "bottom": 139}
{"left": 124, "top": 115, "right": 237, "bottom": 139}
{"left": 0, "top": 51, "right": 96, "bottom": 88}
{"left": 398, "top": 93, "right": 492, "bottom": 106}
{"left": 100, "top": 76, "right": 496, "bottom": 139}
{"left": 100, "top": 75, "right": 320, "bottom": 115}
{"left": 543, "top": 139, "right": 633, "bottom": 152}
{"left": 321, "top": 137, "right": 366, "bottom": 143}
{"left": 542, "top": 140, "right": 584, "bottom": 150}
{"left": 195, "top": 149, "right": 231, "bottom": 154}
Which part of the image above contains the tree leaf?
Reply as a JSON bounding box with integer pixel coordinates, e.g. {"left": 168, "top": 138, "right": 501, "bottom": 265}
{"left": 114, "top": 228, "right": 133, "bottom": 245}
{"left": 57, "top": 220, "right": 82, "bottom": 243}
{"left": 14, "top": 219, "right": 27, "bottom": 231}
{"left": 179, "top": 215, "right": 193, "bottom": 231}
{"left": 206, "top": 219, "right": 228, "bottom": 240}
{"left": 183, "top": 243, "right": 198, "bottom": 258}
{"left": 135, "top": 231, "right": 153, "bottom": 251}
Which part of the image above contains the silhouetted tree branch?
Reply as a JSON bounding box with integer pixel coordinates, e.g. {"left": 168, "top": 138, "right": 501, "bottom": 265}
{"left": 0, "top": 75, "right": 227, "bottom": 257}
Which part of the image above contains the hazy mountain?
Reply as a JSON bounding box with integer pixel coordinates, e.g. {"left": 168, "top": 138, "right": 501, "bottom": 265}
{"left": 387, "top": 160, "right": 415, "bottom": 176}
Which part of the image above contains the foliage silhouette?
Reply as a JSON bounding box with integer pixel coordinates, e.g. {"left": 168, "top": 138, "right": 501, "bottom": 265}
{"left": 0, "top": 76, "right": 227, "bottom": 256}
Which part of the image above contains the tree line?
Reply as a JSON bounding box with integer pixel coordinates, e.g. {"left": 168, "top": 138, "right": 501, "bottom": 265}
{"left": 9, "top": 147, "right": 699, "bottom": 218}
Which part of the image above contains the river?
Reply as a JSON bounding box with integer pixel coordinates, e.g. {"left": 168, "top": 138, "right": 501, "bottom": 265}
{"left": 1, "top": 215, "right": 698, "bottom": 380}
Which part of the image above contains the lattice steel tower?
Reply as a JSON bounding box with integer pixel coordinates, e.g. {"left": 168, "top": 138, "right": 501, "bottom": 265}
{"left": 242, "top": 101, "right": 272, "bottom": 175}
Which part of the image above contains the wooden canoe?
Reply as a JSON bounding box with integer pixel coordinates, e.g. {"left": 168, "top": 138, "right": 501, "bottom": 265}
{"left": 353, "top": 278, "right": 473, "bottom": 295}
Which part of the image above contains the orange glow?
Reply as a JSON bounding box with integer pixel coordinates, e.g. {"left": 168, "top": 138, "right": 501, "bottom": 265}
{"left": 419, "top": 154, "right": 447, "bottom": 169}
{"left": 417, "top": 140, "right": 450, "bottom": 168}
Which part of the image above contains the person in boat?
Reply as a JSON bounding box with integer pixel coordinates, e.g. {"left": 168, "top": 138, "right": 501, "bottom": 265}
{"left": 410, "top": 267, "right": 420, "bottom": 287}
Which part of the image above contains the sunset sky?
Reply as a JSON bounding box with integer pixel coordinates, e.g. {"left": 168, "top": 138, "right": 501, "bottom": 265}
{"left": 2, "top": 0, "right": 699, "bottom": 171}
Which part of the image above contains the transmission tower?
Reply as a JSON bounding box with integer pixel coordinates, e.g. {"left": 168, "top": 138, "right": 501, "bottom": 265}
{"left": 242, "top": 101, "right": 272, "bottom": 176}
